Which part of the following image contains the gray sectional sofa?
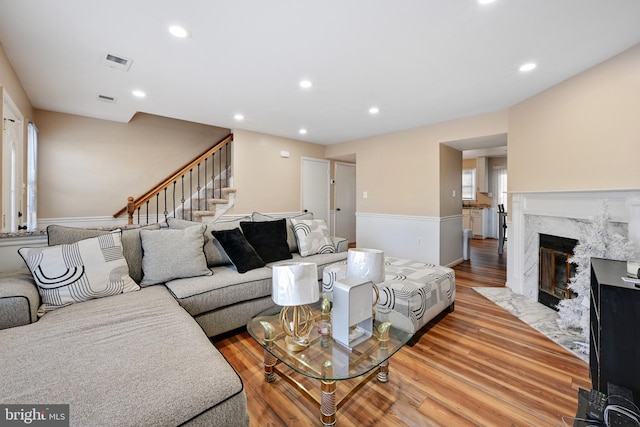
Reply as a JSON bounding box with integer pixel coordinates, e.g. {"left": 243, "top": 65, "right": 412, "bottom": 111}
{"left": 0, "top": 213, "right": 348, "bottom": 427}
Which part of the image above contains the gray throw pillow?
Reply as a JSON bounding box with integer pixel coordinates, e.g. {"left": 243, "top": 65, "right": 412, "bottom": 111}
{"left": 167, "top": 216, "right": 251, "bottom": 267}
{"left": 251, "top": 212, "right": 314, "bottom": 253}
{"left": 140, "top": 225, "right": 212, "bottom": 286}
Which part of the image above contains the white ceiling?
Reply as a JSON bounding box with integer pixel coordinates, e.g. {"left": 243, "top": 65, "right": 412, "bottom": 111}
{"left": 1, "top": 0, "right": 640, "bottom": 146}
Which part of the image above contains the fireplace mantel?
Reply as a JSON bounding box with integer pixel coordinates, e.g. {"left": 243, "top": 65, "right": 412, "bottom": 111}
{"left": 506, "top": 190, "right": 640, "bottom": 299}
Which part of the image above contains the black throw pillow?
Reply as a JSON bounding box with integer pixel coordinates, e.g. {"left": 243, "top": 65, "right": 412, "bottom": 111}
{"left": 240, "top": 219, "right": 292, "bottom": 264}
{"left": 212, "top": 228, "right": 266, "bottom": 273}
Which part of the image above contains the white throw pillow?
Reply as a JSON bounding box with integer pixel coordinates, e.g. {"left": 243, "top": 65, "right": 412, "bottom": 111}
{"left": 19, "top": 231, "right": 139, "bottom": 315}
{"left": 290, "top": 219, "right": 336, "bottom": 257}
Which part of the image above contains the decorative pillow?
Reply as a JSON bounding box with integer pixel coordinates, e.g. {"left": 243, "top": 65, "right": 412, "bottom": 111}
{"left": 46, "top": 223, "right": 161, "bottom": 284}
{"left": 139, "top": 225, "right": 212, "bottom": 286}
{"left": 19, "top": 231, "right": 139, "bottom": 314}
{"left": 212, "top": 228, "right": 266, "bottom": 273}
{"left": 290, "top": 219, "right": 336, "bottom": 257}
{"left": 240, "top": 219, "right": 292, "bottom": 263}
{"left": 167, "top": 216, "right": 251, "bottom": 267}
{"left": 252, "top": 212, "right": 314, "bottom": 252}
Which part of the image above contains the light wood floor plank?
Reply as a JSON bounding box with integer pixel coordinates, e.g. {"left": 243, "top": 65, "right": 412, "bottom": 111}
{"left": 213, "top": 238, "right": 590, "bottom": 426}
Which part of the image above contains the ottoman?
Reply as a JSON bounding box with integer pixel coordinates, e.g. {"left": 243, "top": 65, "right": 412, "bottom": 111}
{"left": 322, "top": 256, "right": 455, "bottom": 333}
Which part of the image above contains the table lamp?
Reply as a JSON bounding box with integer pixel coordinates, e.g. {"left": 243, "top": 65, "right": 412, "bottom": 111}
{"left": 346, "top": 248, "right": 385, "bottom": 309}
{"left": 272, "top": 262, "right": 319, "bottom": 351}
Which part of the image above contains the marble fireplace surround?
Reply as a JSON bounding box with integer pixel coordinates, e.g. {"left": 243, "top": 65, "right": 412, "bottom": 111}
{"left": 506, "top": 190, "right": 640, "bottom": 301}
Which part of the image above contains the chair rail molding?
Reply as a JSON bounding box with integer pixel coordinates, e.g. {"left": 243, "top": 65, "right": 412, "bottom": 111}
{"left": 355, "top": 212, "right": 462, "bottom": 266}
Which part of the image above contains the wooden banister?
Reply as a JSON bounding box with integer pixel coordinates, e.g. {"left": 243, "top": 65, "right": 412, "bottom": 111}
{"left": 114, "top": 133, "right": 233, "bottom": 223}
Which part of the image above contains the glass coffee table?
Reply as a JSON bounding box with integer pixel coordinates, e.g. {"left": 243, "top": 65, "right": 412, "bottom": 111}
{"left": 247, "top": 301, "right": 413, "bottom": 426}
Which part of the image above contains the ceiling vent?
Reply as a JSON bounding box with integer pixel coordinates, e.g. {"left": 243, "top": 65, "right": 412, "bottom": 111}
{"left": 97, "top": 94, "right": 117, "bottom": 103}
{"left": 103, "top": 53, "right": 133, "bottom": 71}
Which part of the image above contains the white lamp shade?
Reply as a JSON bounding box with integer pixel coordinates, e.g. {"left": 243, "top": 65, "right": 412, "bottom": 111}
{"left": 346, "top": 248, "right": 385, "bottom": 284}
{"left": 272, "top": 262, "right": 319, "bottom": 306}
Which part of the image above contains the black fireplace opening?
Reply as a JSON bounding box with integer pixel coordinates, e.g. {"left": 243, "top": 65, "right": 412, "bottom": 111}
{"left": 538, "top": 233, "right": 578, "bottom": 311}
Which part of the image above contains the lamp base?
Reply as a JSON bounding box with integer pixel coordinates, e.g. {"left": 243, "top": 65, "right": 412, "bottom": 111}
{"left": 285, "top": 335, "right": 310, "bottom": 352}
{"left": 279, "top": 305, "right": 314, "bottom": 352}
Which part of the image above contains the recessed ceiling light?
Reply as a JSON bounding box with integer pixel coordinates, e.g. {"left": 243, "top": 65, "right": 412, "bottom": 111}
{"left": 478, "top": 0, "right": 495, "bottom": 4}
{"left": 299, "top": 80, "right": 313, "bottom": 89}
{"left": 132, "top": 90, "right": 146, "bottom": 98}
{"left": 369, "top": 107, "right": 380, "bottom": 115}
{"left": 234, "top": 114, "right": 244, "bottom": 121}
{"left": 169, "top": 25, "right": 191, "bottom": 38}
{"left": 299, "top": 128, "right": 308, "bottom": 135}
{"left": 519, "top": 62, "right": 537, "bottom": 72}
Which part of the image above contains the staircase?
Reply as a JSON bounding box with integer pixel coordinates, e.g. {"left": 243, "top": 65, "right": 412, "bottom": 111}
{"left": 114, "top": 134, "right": 235, "bottom": 224}
{"left": 176, "top": 181, "right": 237, "bottom": 223}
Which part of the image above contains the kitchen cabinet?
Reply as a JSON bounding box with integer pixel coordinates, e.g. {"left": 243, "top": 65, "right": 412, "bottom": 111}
{"left": 471, "top": 209, "right": 484, "bottom": 238}
{"left": 467, "top": 207, "right": 494, "bottom": 239}
{"left": 476, "top": 156, "right": 488, "bottom": 193}
{"left": 462, "top": 208, "right": 471, "bottom": 230}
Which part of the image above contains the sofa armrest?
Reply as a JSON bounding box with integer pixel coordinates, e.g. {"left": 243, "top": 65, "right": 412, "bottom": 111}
{"left": 0, "top": 269, "right": 40, "bottom": 330}
{"left": 332, "top": 237, "right": 349, "bottom": 253}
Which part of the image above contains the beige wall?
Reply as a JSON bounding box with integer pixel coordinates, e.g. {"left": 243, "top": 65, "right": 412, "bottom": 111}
{"left": 230, "top": 129, "right": 326, "bottom": 215}
{"left": 509, "top": 43, "right": 640, "bottom": 192}
{"left": 325, "top": 110, "right": 508, "bottom": 217}
{"left": 0, "top": 43, "right": 33, "bottom": 120}
{"left": 35, "top": 110, "right": 229, "bottom": 218}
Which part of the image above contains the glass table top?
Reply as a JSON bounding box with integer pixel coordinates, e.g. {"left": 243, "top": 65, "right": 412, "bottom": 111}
{"left": 246, "top": 301, "right": 414, "bottom": 381}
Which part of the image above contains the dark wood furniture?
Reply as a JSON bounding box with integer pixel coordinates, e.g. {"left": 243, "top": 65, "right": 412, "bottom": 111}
{"left": 590, "top": 258, "right": 640, "bottom": 400}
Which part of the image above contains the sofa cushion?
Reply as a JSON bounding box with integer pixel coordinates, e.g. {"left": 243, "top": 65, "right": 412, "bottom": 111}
{"left": 140, "top": 225, "right": 212, "bottom": 286}
{"left": 0, "top": 269, "right": 42, "bottom": 329}
{"left": 167, "top": 216, "right": 251, "bottom": 267}
{"left": 290, "top": 219, "right": 336, "bottom": 257}
{"left": 240, "top": 219, "right": 291, "bottom": 263}
{"left": 0, "top": 286, "right": 248, "bottom": 427}
{"left": 286, "top": 252, "right": 349, "bottom": 278}
{"left": 46, "top": 223, "right": 161, "bottom": 284}
{"left": 19, "top": 231, "right": 139, "bottom": 314}
{"left": 212, "top": 228, "right": 266, "bottom": 273}
{"left": 252, "top": 211, "right": 314, "bottom": 253}
{"left": 166, "top": 265, "right": 273, "bottom": 317}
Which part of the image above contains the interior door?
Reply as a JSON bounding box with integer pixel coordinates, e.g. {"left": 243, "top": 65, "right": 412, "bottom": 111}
{"left": 301, "top": 157, "right": 329, "bottom": 224}
{"left": 334, "top": 162, "right": 356, "bottom": 243}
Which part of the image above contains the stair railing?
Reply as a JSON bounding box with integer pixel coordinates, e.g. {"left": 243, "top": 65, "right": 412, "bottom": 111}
{"left": 113, "top": 134, "right": 233, "bottom": 224}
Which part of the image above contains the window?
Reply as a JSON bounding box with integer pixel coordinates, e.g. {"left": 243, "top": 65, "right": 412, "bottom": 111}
{"left": 27, "top": 121, "right": 38, "bottom": 230}
{"left": 462, "top": 168, "right": 476, "bottom": 200}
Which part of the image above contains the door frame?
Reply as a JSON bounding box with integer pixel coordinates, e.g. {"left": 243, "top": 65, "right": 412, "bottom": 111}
{"left": 301, "top": 157, "right": 330, "bottom": 224}
{"left": 333, "top": 161, "right": 356, "bottom": 242}
{"left": 2, "top": 93, "right": 24, "bottom": 233}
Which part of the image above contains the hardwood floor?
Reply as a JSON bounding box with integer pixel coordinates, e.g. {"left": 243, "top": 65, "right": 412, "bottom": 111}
{"left": 212, "top": 239, "right": 590, "bottom": 426}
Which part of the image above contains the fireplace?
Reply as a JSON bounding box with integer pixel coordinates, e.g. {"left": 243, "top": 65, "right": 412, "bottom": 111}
{"left": 506, "top": 190, "right": 636, "bottom": 301}
{"left": 538, "top": 234, "right": 578, "bottom": 310}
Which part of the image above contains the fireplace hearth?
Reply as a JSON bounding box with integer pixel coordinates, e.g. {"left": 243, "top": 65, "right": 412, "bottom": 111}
{"left": 538, "top": 234, "right": 578, "bottom": 310}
